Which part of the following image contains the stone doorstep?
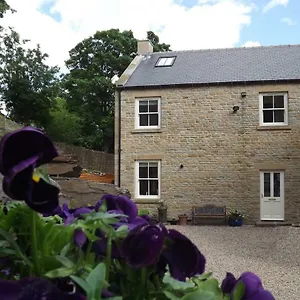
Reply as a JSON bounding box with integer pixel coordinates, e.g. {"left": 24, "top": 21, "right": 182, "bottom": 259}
{"left": 255, "top": 221, "right": 292, "bottom": 227}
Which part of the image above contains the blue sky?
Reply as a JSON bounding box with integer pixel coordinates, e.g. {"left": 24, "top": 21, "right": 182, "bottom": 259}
{"left": 240, "top": 0, "right": 300, "bottom": 46}
{"left": 5, "top": 0, "right": 300, "bottom": 70}
{"left": 178, "top": 0, "right": 300, "bottom": 47}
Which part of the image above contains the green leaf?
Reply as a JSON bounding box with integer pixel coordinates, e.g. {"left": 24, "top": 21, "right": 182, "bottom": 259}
{"left": 0, "top": 228, "right": 32, "bottom": 267}
{"left": 163, "top": 274, "right": 195, "bottom": 290}
{"left": 60, "top": 243, "right": 71, "bottom": 256}
{"left": 0, "top": 248, "right": 16, "bottom": 255}
{"left": 196, "top": 272, "right": 213, "bottom": 281}
{"left": 182, "top": 290, "right": 221, "bottom": 300}
{"left": 86, "top": 263, "right": 106, "bottom": 299}
{"left": 55, "top": 255, "right": 75, "bottom": 268}
{"left": 33, "top": 168, "right": 60, "bottom": 189}
{"left": 115, "top": 225, "right": 129, "bottom": 239}
{"left": 45, "top": 267, "right": 74, "bottom": 278}
{"left": 232, "top": 281, "right": 245, "bottom": 300}
{"left": 163, "top": 291, "right": 182, "bottom": 300}
{"left": 0, "top": 240, "right": 10, "bottom": 248}
{"left": 70, "top": 275, "right": 92, "bottom": 299}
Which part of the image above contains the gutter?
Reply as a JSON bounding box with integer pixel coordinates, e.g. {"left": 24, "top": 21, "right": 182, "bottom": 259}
{"left": 120, "top": 78, "right": 300, "bottom": 90}
{"left": 117, "top": 88, "right": 121, "bottom": 187}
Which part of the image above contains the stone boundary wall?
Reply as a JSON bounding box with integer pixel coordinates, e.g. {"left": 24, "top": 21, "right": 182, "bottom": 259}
{"left": 56, "top": 143, "right": 114, "bottom": 175}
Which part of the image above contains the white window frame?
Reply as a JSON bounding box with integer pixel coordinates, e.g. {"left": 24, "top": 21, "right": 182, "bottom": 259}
{"left": 135, "top": 98, "right": 161, "bottom": 129}
{"left": 259, "top": 93, "right": 288, "bottom": 126}
{"left": 155, "top": 56, "right": 176, "bottom": 67}
{"left": 135, "top": 160, "right": 161, "bottom": 200}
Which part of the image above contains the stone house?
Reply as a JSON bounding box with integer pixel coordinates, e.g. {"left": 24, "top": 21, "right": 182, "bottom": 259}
{"left": 115, "top": 40, "right": 300, "bottom": 224}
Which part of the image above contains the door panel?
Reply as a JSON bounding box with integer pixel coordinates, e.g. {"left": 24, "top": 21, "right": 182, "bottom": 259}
{"left": 260, "top": 171, "right": 284, "bottom": 221}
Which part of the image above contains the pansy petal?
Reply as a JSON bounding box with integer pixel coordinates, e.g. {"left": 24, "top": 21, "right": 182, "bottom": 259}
{"left": 2, "top": 155, "right": 39, "bottom": 200}
{"left": 99, "top": 194, "right": 138, "bottom": 222}
{"left": 25, "top": 178, "right": 60, "bottom": 214}
{"left": 18, "top": 278, "right": 85, "bottom": 299}
{"left": 64, "top": 215, "right": 76, "bottom": 225}
{"left": 238, "top": 272, "right": 263, "bottom": 298}
{"left": 0, "top": 126, "right": 58, "bottom": 175}
{"left": 163, "top": 229, "right": 206, "bottom": 281}
{"left": 121, "top": 224, "right": 166, "bottom": 268}
{"left": 92, "top": 230, "right": 122, "bottom": 259}
{"left": 246, "top": 289, "right": 275, "bottom": 300}
{"left": 221, "top": 272, "right": 237, "bottom": 294}
{"left": 0, "top": 279, "right": 22, "bottom": 299}
{"left": 73, "top": 208, "right": 93, "bottom": 217}
{"left": 73, "top": 229, "right": 87, "bottom": 248}
{"left": 123, "top": 216, "right": 149, "bottom": 230}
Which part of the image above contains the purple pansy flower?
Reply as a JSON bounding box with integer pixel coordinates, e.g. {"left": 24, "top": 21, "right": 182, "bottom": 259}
{"left": 160, "top": 229, "right": 206, "bottom": 281}
{"left": 121, "top": 223, "right": 167, "bottom": 268}
{"left": 221, "top": 272, "right": 275, "bottom": 300}
{"left": 0, "top": 277, "right": 85, "bottom": 299}
{"left": 73, "top": 229, "right": 87, "bottom": 248}
{"left": 0, "top": 127, "right": 59, "bottom": 213}
{"left": 90, "top": 194, "right": 149, "bottom": 258}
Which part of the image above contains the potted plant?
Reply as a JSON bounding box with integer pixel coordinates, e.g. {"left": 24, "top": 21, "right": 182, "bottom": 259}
{"left": 227, "top": 209, "right": 245, "bottom": 227}
{"left": 157, "top": 200, "right": 167, "bottom": 223}
{"left": 170, "top": 217, "right": 177, "bottom": 225}
{"left": 178, "top": 213, "right": 188, "bottom": 226}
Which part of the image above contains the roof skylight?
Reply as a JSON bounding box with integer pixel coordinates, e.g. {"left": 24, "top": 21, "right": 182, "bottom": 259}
{"left": 155, "top": 56, "right": 176, "bottom": 67}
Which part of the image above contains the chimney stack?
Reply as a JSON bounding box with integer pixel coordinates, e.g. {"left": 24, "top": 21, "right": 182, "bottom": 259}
{"left": 137, "top": 40, "right": 153, "bottom": 56}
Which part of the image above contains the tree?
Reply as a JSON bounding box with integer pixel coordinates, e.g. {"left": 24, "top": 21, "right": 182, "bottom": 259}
{"left": 46, "top": 97, "right": 82, "bottom": 144}
{"left": 0, "top": 0, "right": 11, "bottom": 19}
{"left": 0, "top": 28, "right": 59, "bottom": 128}
{"left": 63, "top": 29, "right": 171, "bottom": 152}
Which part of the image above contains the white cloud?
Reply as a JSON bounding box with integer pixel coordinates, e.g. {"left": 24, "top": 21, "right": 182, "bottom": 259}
{"left": 281, "top": 17, "right": 296, "bottom": 26}
{"left": 263, "top": 0, "right": 289, "bottom": 13}
{"left": 242, "top": 41, "right": 261, "bottom": 47}
{"left": 4, "top": 0, "right": 253, "bottom": 71}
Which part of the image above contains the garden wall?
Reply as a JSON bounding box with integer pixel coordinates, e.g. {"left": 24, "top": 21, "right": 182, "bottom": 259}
{"left": 55, "top": 143, "right": 114, "bottom": 175}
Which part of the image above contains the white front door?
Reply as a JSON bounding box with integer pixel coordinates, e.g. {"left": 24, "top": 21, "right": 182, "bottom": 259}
{"left": 260, "top": 171, "right": 284, "bottom": 221}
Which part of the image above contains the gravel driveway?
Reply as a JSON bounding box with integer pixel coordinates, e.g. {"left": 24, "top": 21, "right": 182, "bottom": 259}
{"left": 169, "top": 225, "right": 300, "bottom": 300}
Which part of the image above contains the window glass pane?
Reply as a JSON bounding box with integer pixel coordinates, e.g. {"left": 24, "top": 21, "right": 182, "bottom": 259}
{"left": 165, "top": 57, "right": 174, "bottom": 65}
{"left": 149, "top": 180, "right": 158, "bottom": 195}
{"left": 274, "top": 110, "right": 284, "bottom": 122}
{"left": 139, "top": 180, "right": 148, "bottom": 195}
{"left": 263, "top": 110, "right": 273, "bottom": 123}
{"left": 149, "top": 163, "right": 158, "bottom": 178}
{"left": 149, "top": 114, "right": 158, "bottom": 126}
{"left": 149, "top": 100, "right": 158, "bottom": 112}
{"left": 274, "top": 96, "right": 284, "bottom": 108}
{"left": 139, "top": 101, "right": 148, "bottom": 113}
{"left": 263, "top": 96, "right": 273, "bottom": 108}
{"left": 264, "top": 173, "right": 270, "bottom": 197}
{"left": 157, "top": 58, "right": 166, "bottom": 66}
{"left": 139, "top": 114, "right": 148, "bottom": 126}
{"left": 139, "top": 163, "right": 148, "bottom": 178}
{"left": 274, "top": 173, "right": 280, "bottom": 197}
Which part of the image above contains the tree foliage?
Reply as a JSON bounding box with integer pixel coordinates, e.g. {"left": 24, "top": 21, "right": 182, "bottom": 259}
{"left": 62, "top": 29, "right": 171, "bottom": 152}
{"left": 46, "top": 97, "right": 82, "bottom": 144}
{"left": 0, "top": 0, "right": 11, "bottom": 19}
{"left": 0, "top": 28, "right": 59, "bottom": 127}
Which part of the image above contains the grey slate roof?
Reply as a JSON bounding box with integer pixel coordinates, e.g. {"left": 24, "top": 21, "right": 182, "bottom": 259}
{"left": 124, "top": 44, "right": 300, "bottom": 88}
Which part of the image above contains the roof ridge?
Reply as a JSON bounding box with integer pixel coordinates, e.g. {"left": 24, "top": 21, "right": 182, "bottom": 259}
{"left": 153, "top": 43, "right": 300, "bottom": 55}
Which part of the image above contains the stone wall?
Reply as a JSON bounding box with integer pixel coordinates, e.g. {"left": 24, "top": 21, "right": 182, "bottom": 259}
{"left": 56, "top": 143, "right": 114, "bottom": 175}
{"left": 57, "top": 178, "right": 129, "bottom": 207}
{"left": 0, "top": 114, "right": 22, "bottom": 135}
{"left": 116, "top": 83, "right": 300, "bottom": 224}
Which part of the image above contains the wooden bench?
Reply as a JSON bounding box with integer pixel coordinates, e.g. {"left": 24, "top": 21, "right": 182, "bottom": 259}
{"left": 192, "top": 205, "right": 227, "bottom": 225}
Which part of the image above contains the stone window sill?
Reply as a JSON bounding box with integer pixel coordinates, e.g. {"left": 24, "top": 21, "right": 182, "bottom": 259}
{"left": 256, "top": 125, "right": 291, "bottom": 131}
{"left": 134, "top": 198, "right": 160, "bottom": 204}
{"left": 131, "top": 129, "right": 162, "bottom": 134}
